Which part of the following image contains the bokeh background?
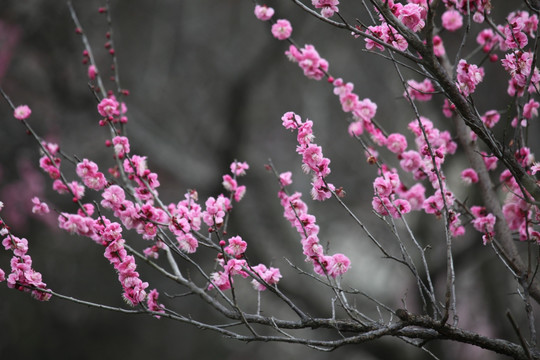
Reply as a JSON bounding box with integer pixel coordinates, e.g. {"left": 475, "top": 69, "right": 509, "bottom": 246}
{"left": 0, "top": 1, "right": 537, "bottom": 359}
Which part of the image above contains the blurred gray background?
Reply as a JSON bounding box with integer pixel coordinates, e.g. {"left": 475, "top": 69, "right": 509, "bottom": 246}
{"left": 0, "top": 1, "right": 535, "bottom": 359}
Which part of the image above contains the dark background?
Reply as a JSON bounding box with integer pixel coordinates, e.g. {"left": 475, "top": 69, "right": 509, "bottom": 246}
{"left": 0, "top": 1, "right": 536, "bottom": 359}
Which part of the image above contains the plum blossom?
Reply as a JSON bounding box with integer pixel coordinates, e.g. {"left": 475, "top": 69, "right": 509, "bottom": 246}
{"left": 404, "top": 78, "right": 434, "bottom": 101}
{"left": 523, "top": 99, "right": 539, "bottom": 120}
{"left": 224, "top": 235, "right": 247, "bottom": 257}
{"left": 31, "top": 197, "right": 50, "bottom": 215}
{"left": 286, "top": 44, "right": 329, "bottom": 80}
{"left": 461, "top": 168, "right": 479, "bottom": 184}
{"left": 251, "top": 264, "right": 282, "bottom": 291}
{"left": 279, "top": 171, "right": 293, "bottom": 187}
{"left": 481, "top": 110, "right": 500, "bottom": 128}
{"left": 312, "top": 0, "right": 339, "bottom": 18}
{"left": 97, "top": 97, "right": 119, "bottom": 118}
{"left": 254, "top": 5, "right": 274, "bottom": 21}
{"left": 13, "top": 105, "right": 32, "bottom": 120}
{"left": 230, "top": 161, "right": 249, "bottom": 176}
{"left": 271, "top": 19, "right": 293, "bottom": 40}
{"left": 441, "top": 9, "right": 463, "bottom": 31}
{"left": 432, "top": 35, "right": 445, "bottom": 57}
{"left": 386, "top": 133, "right": 408, "bottom": 154}
{"left": 146, "top": 289, "right": 165, "bottom": 318}
{"left": 398, "top": 3, "right": 425, "bottom": 32}
{"left": 456, "top": 59, "right": 484, "bottom": 96}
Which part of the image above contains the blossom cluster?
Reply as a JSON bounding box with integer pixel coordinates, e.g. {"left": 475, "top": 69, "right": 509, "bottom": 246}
{"left": 0, "top": 213, "right": 51, "bottom": 301}
{"left": 277, "top": 174, "right": 350, "bottom": 278}
{"left": 97, "top": 95, "right": 128, "bottom": 126}
{"left": 363, "top": 0, "right": 428, "bottom": 52}
{"left": 281, "top": 111, "right": 337, "bottom": 201}
{"left": 209, "top": 235, "right": 282, "bottom": 292}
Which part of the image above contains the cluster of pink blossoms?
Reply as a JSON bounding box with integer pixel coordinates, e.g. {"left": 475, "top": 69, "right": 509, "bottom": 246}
{"left": 285, "top": 44, "right": 329, "bottom": 81}
{"left": 76, "top": 158, "right": 107, "bottom": 191}
{"left": 331, "top": 78, "right": 381, "bottom": 142}
{"left": 456, "top": 59, "right": 484, "bottom": 97}
{"left": 222, "top": 160, "right": 248, "bottom": 202}
{"left": 500, "top": 169, "right": 540, "bottom": 244}
{"left": 0, "top": 214, "right": 51, "bottom": 301}
{"left": 441, "top": 0, "right": 491, "bottom": 23}
{"left": 312, "top": 0, "right": 339, "bottom": 18}
{"left": 281, "top": 111, "right": 337, "bottom": 201}
{"left": 363, "top": 0, "right": 428, "bottom": 52}
{"left": 209, "top": 235, "right": 282, "bottom": 291}
{"left": 277, "top": 174, "right": 350, "bottom": 278}
{"left": 100, "top": 220, "right": 149, "bottom": 306}
{"left": 97, "top": 95, "right": 128, "bottom": 125}
{"left": 501, "top": 51, "right": 540, "bottom": 98}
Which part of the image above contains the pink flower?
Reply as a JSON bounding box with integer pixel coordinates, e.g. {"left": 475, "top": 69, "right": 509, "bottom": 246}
{"left": 112, "top": 136, "right": 130, "bottom": 158}
{"left": 31, "top": 197, "right": 50, "bottom": 215}
{"left": 389, "top": 198, "right": 411, "bottom": 218}
{"left": 76, "top": 159, "right": 107, "bottom": 190}
{"left": 282, "top": 111, "right": 302, "bottom": 130}
{"left": 481, "top": 110, "right": 500, "bottom": 128}
{"left": 254, "top": 5, "right": 274, "bottom": 21}
{"left": 326, "top": 253, "right": 350, "bottom": 277}
{"left": 251, "top": 264, "right": 282, "bottom": 291}
{"left": 399, "top": 183, "right": 425, "bottom": 211}
{"left": 456, "top": 59, "right": 484, "bottom": 96}
{"left": 234, "top": 186, "right": 246, "bottom": 202}
{"left": 279, "top": 171, "right": 293, "bottom": 187}
{"left": 13, "top": 105, "right": 32, "bottom": 120}
{"left": 310, "top": 177, "right": 334, "bottom": 201}
{"left": 531, "top": 162, "right": 540, "bottom": 175}
{"left": 271, "top": 19, "right": 293, "bottom": 40}
{"left": 386, "top": 133, "right": 408, "bottom": 154}
{"left": 286, "top": 44, "right": 329, "bottom": 80}
{"left": 177, "top": 232, "right": 198, "bottom": 253}
{"left": 504, "top": 17, "right": 528, "bottom": 49}
{"left": 482, "top": 152, "right": 498, "bottom": 171}
{"left": 209, "top": 271, "right": 231, "bottom": 291}
{"left": 441, "top": 9, "right": 463, "bottom": 31}
{"left": 471, "top": 206, "right": 496, "bottom": 237}
{"left": 432, "top": 35, "right": 445, "bottom": 57}
{"left": 146, "top": 289, "right": 165, "bottom": 318}
{"left": 398, "top": 3, "right": 425, "bottom": 32}
{"left": 97, "top": 97, "right": 119, "bottom": 118}
{"left": 222, "top": 174, "right": 237, "bottom": 192}
{"left": 461, "top": 168, "right": 479, "bottom": 184}
{"left": 312, "top": 0, "right": 339, "bottom": 18}
{"left": 230, "top": 161, "right": 249, "bottom": 176}
{"left": 372, "top": 196, "right": 392, "bottom": 216}
{"left": 399, "top": 150, "right": 422, "bottom": 172}
{"left": 373, "top": 176, "right": 394, "bottom": 197}
{"left": 101, "top": 185, "right": 126, "bottom": 210}
{"left": 353, "top": 98, "right": 377, "bottom": 121}
{"left": 523, "top": 99, "right": 539, "bottom": 119}
{"left": 224, "top": 235, "right": 247, "bottom": 257}
{"left": 404, "top": 78, "right": 434, "bottom": 101}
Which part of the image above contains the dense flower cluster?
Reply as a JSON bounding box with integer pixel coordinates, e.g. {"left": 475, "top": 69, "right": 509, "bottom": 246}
{"left": 0, "top": 210, "right": 51, "bottom": 301}
{"left": 277, "top": 174, "right": 350, "bottom": 278}
{"left": 281, "top": 111, "right": 337, "bottom": 201}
